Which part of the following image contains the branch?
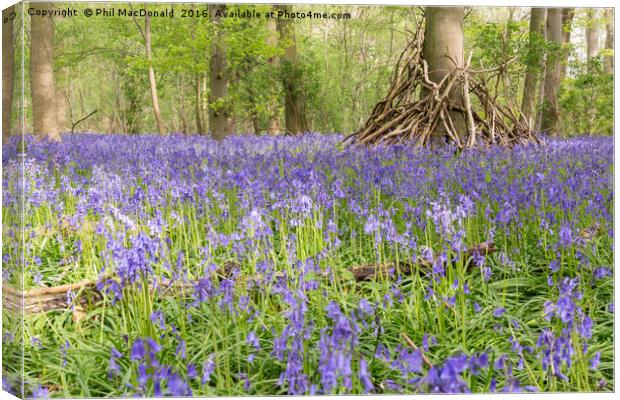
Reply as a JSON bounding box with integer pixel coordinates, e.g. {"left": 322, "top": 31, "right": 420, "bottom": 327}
{"left": 71, "top": 110, "right": 98, "bottom": 134}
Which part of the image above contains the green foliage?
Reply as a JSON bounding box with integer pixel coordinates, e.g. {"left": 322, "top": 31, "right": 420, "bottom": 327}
{"left": 560, "top": 57, "right": 613, "bottom": 135}
{"left": 14, "top": 4, "right": 614, "bottom": 136}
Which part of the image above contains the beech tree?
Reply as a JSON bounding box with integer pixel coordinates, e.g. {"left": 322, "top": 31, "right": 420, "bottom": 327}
{"left": 30, "top": 2, "right": 60, "bottom": 141}
{"left": 277, "top": 5, "right": 309, "bottom": 135}
{"left": 521, "top": 8, "right": 546, "bottom": 129}
{"left": 266, "top": 13, "right": 280, "bottom": 135}
{"left": 422, "top": 7, "right": 466, "bottom": 145}
{"left": 541, "top": 8, "right": 563, "bottom": 135}
{"left": 2, "top": 5, "right": 14, "bottom": 144}
{"left": 208, "top": 4, "right": 230, "bottom": 140}
{"left": 603, "top": 8, "right": 614, "bottom": 74}
{"left": 586, "top": 9, "right": 600, "bottom": 74}
{"left": 132, "top": 6, "right": 166, "bottom": 135}
{"left": 559, "top": 8, "right": 575, "bottom": 80}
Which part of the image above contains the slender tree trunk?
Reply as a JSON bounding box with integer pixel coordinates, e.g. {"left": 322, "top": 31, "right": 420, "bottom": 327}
{"left": 202, "top": 73, "right": 208, "bottom": 130}
{"left": 521, "top": 8, "right": 547, "bottom": 128}
{"left": 535, "top": 9, "right": 549, "bottom": 132}
{"left": 30, "top": 3, "right": 60, "bottom": 141}
{"left": 144, "top": 12, "right": 166, "bottom": 135}
{"left": 586, "top": 8, "right": 600, "bottom": 73}
{"left": 559, "top": 8, "right": 575, "bottom": 80}
{"left": 2, "top": 5, "right": 15, "bottom": 144}
{"left": 252, "top": 113, "right": 260, "bottom": 135}
{"left": 277, "top": 5, "right": 309, "bottom": 135}
{"left": 208, "top": 4, "right": 230, "bottom": 140}
{"left": 56, "top": 85, "right": 67, "bottom": 132}
{"left": 177, "top": 76, "right": 188, "bottom": 134}
{"left": 422, "top": 6, "right": 466, "bottom": 146}
{"left": 541, "top": 8, "right": 563, "bottom": 136}
{"left": 603, "top": 8, "right": 614, "bottom": 74}
{"left": 266, "top": 14, "right": 280, "bottom": 135}
{"left": 194, "top": 74, "right": 203, "bottom": 134}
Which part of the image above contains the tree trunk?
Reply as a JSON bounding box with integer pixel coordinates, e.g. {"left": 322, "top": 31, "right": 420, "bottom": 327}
{"left": 586, "top": 8, "right": 600, "bottom": 73}
{"left": 144, "top": 12, "right": 166, "bottom": 135}
{"left": 603, "top": 8, "right": 614, "bottom": 74}
{"left": 202, "top": 73, "right": 208, "bottom": 130}
{"left": 422, "top": 6, "right": 466, "bottom": 146}
{"left": 56, "top": 85, "right": 67, "bottom": 133}
{"left": 521, "top": 8, "right": 547, "bottom": 129}
{"left": 194, "top": 74, "right": 203, "bottom": 134}
{"left": 559, "top": 8, "right": 575, "bottom": 80}
{"left": 535, "top": 9, "right": 549, "bottom": 132}
{"left": 541, "top": 8, "right": 563, "bottom": 136}
{"left": 277, "top": 5, "right": 309, "bottom": 135}
{"left": 266, "top": 13, "right": 280, "bottom": 135}
{"left": 177, "top": 76, "right": 188, "bottom": 134}
{"left": 30, "top": 2, "right": 60, "bottom": 141}
{"left": 208, "top": 4, "right": 230, "bottom": 140}
{"left": 2, "top": 5, "right": 14, "bottom": 144}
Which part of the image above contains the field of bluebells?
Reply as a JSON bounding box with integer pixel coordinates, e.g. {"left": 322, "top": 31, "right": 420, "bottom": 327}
{"left": 1, "top": 133, "right": 614, "bottom": 397}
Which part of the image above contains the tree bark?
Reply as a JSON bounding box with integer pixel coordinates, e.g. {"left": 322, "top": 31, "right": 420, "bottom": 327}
{"left": 30, "top": 2, "right": 60, "bottom": 141}
{"left": 266, "top": 13, "right": 280, "bottom": 135}
{"left": 521, "top": 8, "right": 547, "bottom": 129}
{"left": 144, "top": 12, "right": 166, "bottom": 135}
{"left": 559, "top": 8, "right": 575, "bottom": 80}
{"left": 208, "top": 4, "right": 230, "bottom": 140}
{"left": 603, "top": 8, "right": 614, "bottom": 74}
{"left": 586, "top": 8, "right": 600, "bottom": 74}
{"left": 422, "top": 6, "right": 467, "bottom": 146}
{"left": 2, "top": 5, "right": 14, "bottom": 144}
{"left": 277, "top": 5, "right": 309, "bottom": 135}
{"left": 541, "top": 8, "right": 563, "bottom": 136}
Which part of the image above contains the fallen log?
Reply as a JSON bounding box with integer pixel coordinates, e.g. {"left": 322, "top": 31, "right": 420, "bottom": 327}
{"left": 2, "top": 242, "right": 495, "bottom": 315}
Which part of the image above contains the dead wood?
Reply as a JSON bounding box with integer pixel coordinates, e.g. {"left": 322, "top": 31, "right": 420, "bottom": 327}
{"left": 2, "top": 243, "right": 494, "bottom": 315}
{"left": 344, "top": 25, "right": 541, "bottom": 148}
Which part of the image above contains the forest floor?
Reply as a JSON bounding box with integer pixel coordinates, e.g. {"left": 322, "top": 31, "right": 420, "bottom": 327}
{"left": 1, "top": 133, "right": 614, "bottom": 396}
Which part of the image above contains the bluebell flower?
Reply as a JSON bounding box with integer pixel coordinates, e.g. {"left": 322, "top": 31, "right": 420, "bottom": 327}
{"left": 493, "top": 307, "right": 506, "bottom": 318}
{"left": 167, "top": 372, "right": 191, "bottom": 396}
{"left": 359, "top": 357, "right": 374, "bottom": 393}
{"left": 31, "top": 385, "right": 49, "bottom": 399}
{"left": 202, "top": 354, "right": 216, "bottom": 384}
{"left": 589, "top": 351, "right": 601, "bottom": 370}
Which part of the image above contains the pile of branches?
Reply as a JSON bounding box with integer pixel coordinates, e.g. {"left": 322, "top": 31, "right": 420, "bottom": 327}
{"left": 344, "top": 27, "right": 542, "bottom": 148}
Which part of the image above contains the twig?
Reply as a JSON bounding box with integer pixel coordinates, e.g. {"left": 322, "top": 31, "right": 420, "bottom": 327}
{"left": 70, "top": 109, "right": 98, "bottom": 134}
{"left": 401, "top": 332, "right": 433, "bottom": 368}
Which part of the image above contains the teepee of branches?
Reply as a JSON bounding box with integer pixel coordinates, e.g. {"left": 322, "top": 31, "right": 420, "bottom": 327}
{"left": 344, "top": 26, "right": 542, "bottom": 148}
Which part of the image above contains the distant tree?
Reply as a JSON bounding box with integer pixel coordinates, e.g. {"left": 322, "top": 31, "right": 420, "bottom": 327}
{"left": 603, "top": 8, "right": 614, "bottom": 74}
{"left": 194, "top": 74, "right": 204, "bottom": 134}
{"left": 132, "top": 6, "right": 166, "bottom": 135}
{"left": 521, "top": 8, "right": 547, "bottom": 129}
{"left": 30, "top": 2, "right": 60, "bottom": 141}
{"left": 208, "top": 4, "right": 230, "bottom": 140}
{"left": 541, "top": 8, "right": 563, "bottom": 136}
{"left": 2, "top": 5, "right": 14, "bottom": 144}
{"left": 266, "top": 12, "right": 281, "bottom": 135}
{"left": 192, "top": 14, "right": 204, "bottom": 135}
{"left": 277, "top": 5, "right": 309, "bottom": 135}
{"left": 422, "top": 6, "right": 466, "bottom": 145}
{"left": 559, "top": 8, "right": 575, "bottom": 80}
{"left": 586, "top": 9, "right": 600, "bottom": 74}
{"left": 602, "top": 9, "right": 614, "bottom": 74}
